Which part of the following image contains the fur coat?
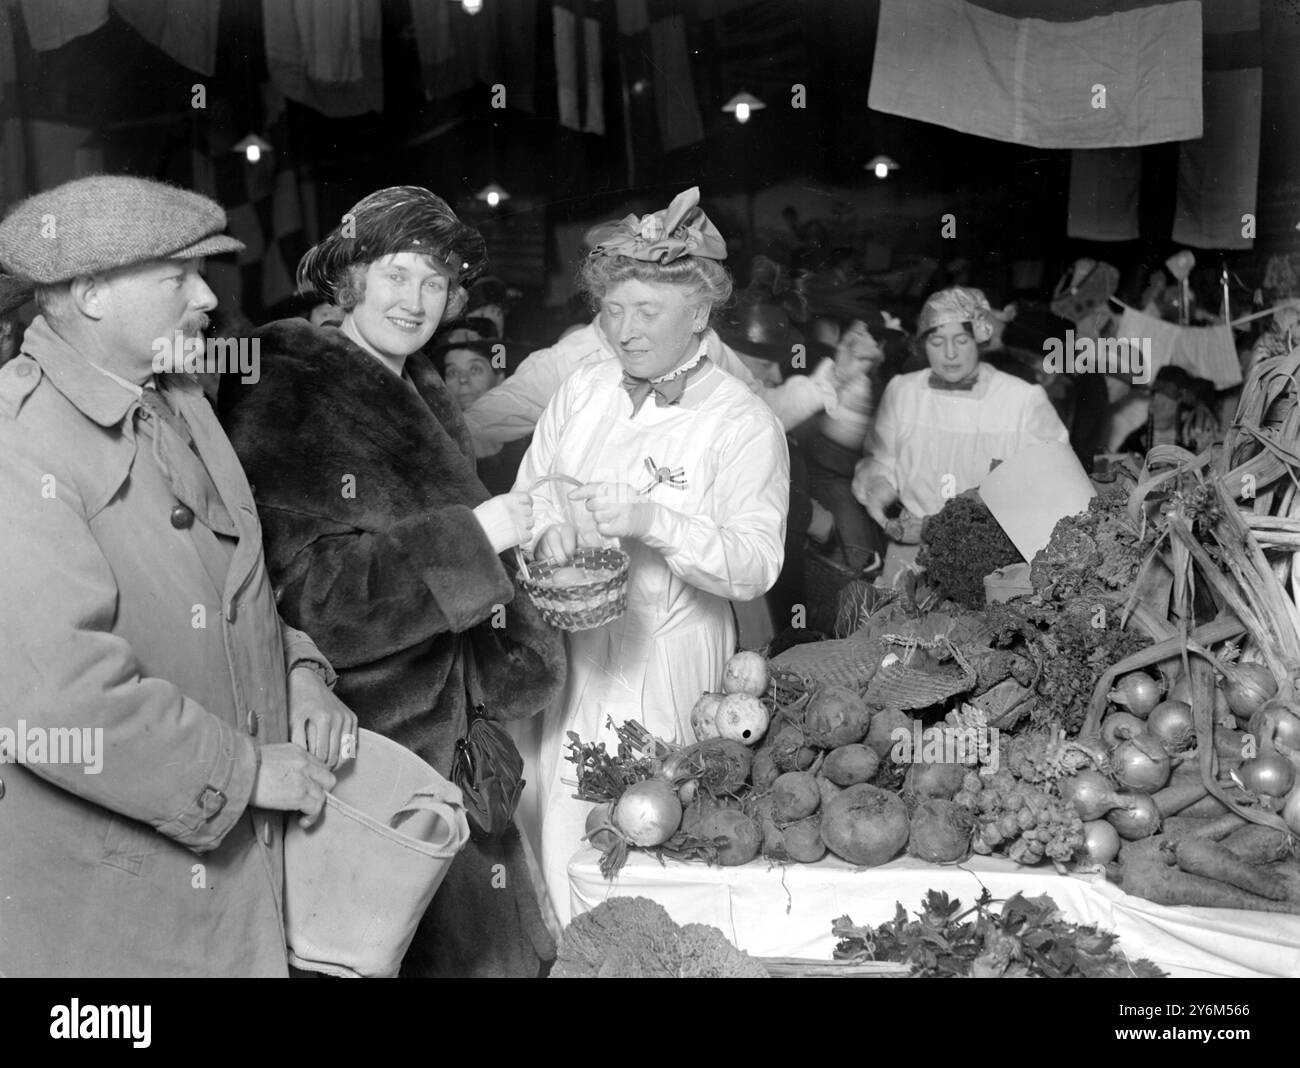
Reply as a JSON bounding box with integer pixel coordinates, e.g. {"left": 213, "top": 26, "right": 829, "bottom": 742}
{"left": 219, "top": 320, "right": 567, "bottom": 978}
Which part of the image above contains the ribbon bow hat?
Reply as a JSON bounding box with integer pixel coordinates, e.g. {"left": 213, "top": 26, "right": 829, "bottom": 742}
{"left": 917, "top": 286, "right": 1000, "bottom": 344}
{"left": 585, "top": 186, "right": 728, "bottom": 264}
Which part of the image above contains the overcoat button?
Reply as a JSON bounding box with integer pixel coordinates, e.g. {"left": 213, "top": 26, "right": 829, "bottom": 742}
{"left": 0, "top": 778, "right": 5, "bottom": 799}
{"left": 246, "top": 710, "right": 259, "bottom": 736}
{"left": 170, "top": 504, "right": 194, "bottom": 529}
{"left": 262, "top": 821, "right": 273, "bottom": 847}
{"left": 14, "top": 363, "right": 31, "bottom": 377}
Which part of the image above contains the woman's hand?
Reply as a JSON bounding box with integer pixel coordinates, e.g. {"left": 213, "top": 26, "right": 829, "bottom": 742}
{"left": 472, "top": 491, "right": 534, "bottom": 553}
{"left": 288, "top": 665, "right": 359, "bottom": 769}
{"left": 535, "top": 522, "right": 578, "bottom": 565}
{"left": 569, "top": 483, "right": 657, "bottom": 540}
{"left": 885, "top": 511, "right": 924, "bottom": 545}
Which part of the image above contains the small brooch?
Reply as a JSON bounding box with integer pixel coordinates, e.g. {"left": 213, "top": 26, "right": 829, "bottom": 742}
{"left": 637, "top": 456, "right": 687, "bottom": 494}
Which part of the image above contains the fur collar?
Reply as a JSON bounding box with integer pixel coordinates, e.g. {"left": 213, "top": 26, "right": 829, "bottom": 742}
{"left": 220, "top": 319, "right": 488, "bottom": 528}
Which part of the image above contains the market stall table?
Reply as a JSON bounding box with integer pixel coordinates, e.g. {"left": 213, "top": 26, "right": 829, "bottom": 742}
{"left": 568, "top": 848, "right": 1300, "bottom": 978}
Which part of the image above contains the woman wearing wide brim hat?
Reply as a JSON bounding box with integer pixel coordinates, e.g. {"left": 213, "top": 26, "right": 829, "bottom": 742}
{"left": 220, "top": 186, "right": 567, "bottom": 977}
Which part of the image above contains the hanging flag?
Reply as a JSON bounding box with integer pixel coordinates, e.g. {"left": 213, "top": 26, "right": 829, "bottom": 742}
{"left": 262, "top": 0, "right": 383, "bottom": 117}
{"left": 112, "top": 0, "right": 222, "bottom": 77}
{"left": 1172, "top": 0, "right": 1262, "bottom": 249}
{"left": 553, "top": 2, "right": 604, "bottom": 134}
{"left": 616, "top": 0, "right": 705, "bottom": 154}
{"left": 18, "top": 0, "right": 109, "bottom": 52}
{"left": 412, "top": 0, "right": 534, "bottom": 109}
{"left": 870, "top": 0, "right": 1203, "bottom": 149}
{"left": 0, "top": 0, "right": 27, "bottom": 209}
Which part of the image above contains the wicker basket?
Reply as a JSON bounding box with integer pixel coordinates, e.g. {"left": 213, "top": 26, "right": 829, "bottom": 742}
{"left": 516, "top": 545, "right": 629, "bottom": 632}
{"left": 803, "top": 543, "right": 883, "bottom": 636}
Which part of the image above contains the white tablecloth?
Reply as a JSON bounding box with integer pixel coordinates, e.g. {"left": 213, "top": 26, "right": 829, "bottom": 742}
{"left": 568, "top": 848, "right": 1300, "bottom": 978}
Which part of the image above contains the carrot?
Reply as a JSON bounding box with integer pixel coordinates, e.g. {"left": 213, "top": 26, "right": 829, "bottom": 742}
{"left": 1174, "top": 837, "right": 1287, "bottom": 901}
{"left": 1222, "top": 824, "right": 1294, "bottom": 866}
{"left": 1160, "top": 816, "right": 1219, "bottom": 839}
{"left": 1151, "top": 777, "right": 1209, "bottom": 817}
{"left": 1176, "top": 793, "right": 1231, "bottom": 819}
{"left": 1114, "top": 853, "right": 1300, "bottom": 913}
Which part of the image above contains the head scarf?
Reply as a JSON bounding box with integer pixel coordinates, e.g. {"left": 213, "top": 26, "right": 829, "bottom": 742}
{"left": 297, "top": 186, "right": 487, "bottom": 304}
{"left": 917, "top": 286, "right": 999, "bottom": 344}
{"left": 585, "top": 186, "right": 727, "bottom": 263}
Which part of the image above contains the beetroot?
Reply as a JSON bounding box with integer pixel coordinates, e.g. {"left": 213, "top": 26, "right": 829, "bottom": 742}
{"left": 824, "top": 744, "right": 879, "bottom": 786}
{"left": 817, "top": 775, "right": 843, "bottom": 812}
{"left": 908, "top": 799, "right": 975, "bottom": 863}
{"left": 820, "top": 784, "right": 909, "bottom": 867}
{"left": 699, "top": 810, "right": 761, "bottom": 866}
{"left": 864, "top": 707, "right": 911, "bottom": 760}
{"left": 905, "top": 759, "right": 968, "bottom": 800}
{"left": 749, "top": 796, "right": 784, "bottom": 855}
{"left": 772, "top": 771, "right": 820, "bottom": 822}
{"left": 805, "top": 685, "right": 872, "bottom": 748}
{"left": 750, "top": 749, "right": 780, "bottom": 791}
{"left": 770, "top": 724, "right": 818, "bottom": 772}
{"left": 782, "top": 816, "right": 827, "bottom": 863}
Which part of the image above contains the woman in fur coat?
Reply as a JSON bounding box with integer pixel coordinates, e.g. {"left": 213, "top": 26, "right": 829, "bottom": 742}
{"left": 220, "top": 187, "right": 566, "bottom": 978}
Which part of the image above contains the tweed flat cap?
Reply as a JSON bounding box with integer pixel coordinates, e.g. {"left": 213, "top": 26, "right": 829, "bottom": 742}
{"left": 0, "top": 175, "right": 245, "bottom": 285}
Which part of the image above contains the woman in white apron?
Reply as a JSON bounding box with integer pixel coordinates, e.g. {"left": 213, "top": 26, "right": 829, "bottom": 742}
{"left": 852, "top": 287, "right": 1069, "bottom": 583}
{"left": 512, "top": 188, "right": 789, "bottom": 923}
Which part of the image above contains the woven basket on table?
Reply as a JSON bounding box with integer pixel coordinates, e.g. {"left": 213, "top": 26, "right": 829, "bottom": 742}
{"left": 862, "top": 635, "right": 978, "bottom": 711}
{"left": 770, "top": 630, "right": 888, "bottom": 695}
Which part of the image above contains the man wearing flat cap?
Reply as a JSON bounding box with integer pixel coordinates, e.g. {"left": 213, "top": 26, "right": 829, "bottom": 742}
{"left": 0, "top": 174, "right": 356, "bottom": 978}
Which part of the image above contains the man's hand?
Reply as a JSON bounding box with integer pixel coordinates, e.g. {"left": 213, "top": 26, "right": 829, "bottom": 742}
{"left": 853, "top": 471, "right": 898, "bottom": 530}
{"left": 569, "top": 483, "right": 657, "bottom": 540}
{"left": 288, "top": 665, "right": 358, "bottom": 769}
{"left": 250, "top": 743, "right": 336, "bottom": 829}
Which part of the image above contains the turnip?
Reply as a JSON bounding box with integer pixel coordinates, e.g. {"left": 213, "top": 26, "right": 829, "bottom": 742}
{"left": 772, "top": 771, "right": 820, "bottom": 822}
{"left": 750, "top": 750, "right": 780, "bottom": 791}
{"left": 782, "top": 816, "right": 827, "bottom": 863}
{"left": 907, "top": 799, "right": 974, "bottom": 863}
{"left": 864, "top": 707, "right": 910, "bottom": 760}
{"left": 714, "top": 692, "right": 770, "bottom": 746}
{"left": 722, "top": 650, "right": 769, "bottom": 697}
{"left": 690, "top": 692, "right": 724, "bottom": 741}
{"left": 662, "top": 738, "right": 753, "bottom": 797}
{"left": 699, "top": 810, "right": 761, "bottom": 866}
{"left": 823, "top": 744, "right": 879, "bottom": 786}
{"left": 805, "top": 685, "right": 872, "bottom": 748}
{"left": 583, "top": 802, "right": 620, "bottom": 851}
{"left": 820, "top": 783, "right": 909, "bottom": 867}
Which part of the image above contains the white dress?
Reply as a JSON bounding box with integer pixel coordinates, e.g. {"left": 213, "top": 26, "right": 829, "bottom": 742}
{"left": 511, "top": 357, "right": 789, "bottom": 924}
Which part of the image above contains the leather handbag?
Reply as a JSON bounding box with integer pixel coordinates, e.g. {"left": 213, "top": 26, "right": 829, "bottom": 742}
{"left": 451, "top": 633, "right": 526, "bottom": 841}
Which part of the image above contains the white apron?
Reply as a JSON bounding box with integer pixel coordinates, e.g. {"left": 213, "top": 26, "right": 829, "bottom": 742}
{"left": 512, "top": 360, "right": 788, "bottom": 923}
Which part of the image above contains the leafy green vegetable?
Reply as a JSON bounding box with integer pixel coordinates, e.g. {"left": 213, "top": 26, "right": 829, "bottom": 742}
{"left": 832, "top": 889, "right": 1166, "bottom": 978}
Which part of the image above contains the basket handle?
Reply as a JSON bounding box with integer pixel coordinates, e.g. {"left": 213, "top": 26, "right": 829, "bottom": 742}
{"left": 389, "top": 789, "right": 465, "bottom": 835}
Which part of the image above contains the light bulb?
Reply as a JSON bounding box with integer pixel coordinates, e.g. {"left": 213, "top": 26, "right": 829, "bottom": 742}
{"left": 462, "top": 0, "right": 482, "bottom": 14}
{"left": 874, "top": 161, "right": 888, "bottom": 179}
{"left": 486, "top": 190, "right": 500, "bottom": 208}
{"left": 735, "top": 102, "right": 751, "bottom": 124}
{"left": 246, "top": 144, "right": 261, "bottom": 164}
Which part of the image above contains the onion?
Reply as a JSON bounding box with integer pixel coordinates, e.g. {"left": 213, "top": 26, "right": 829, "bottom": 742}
{"left": 1219, "top": 662, "right": 1278, "bottom": 719}
{"left": 1111, "top": 733, "right": 1171, "bottom": 793}
{"left": 1253, "top": 701, "right": 1300, "bottom": 752}
{"left": 1081, "top": 819, "right": 1121, "bottom": 864}
{"left": 613, "top": 779, "right": 682, "bottom": 847}
{"left": 1233, "top": 753, "right": 1296, "bottom": 799}
{"left": 1284, "top": 785, "right": 1300, "bottom": 836}
{"left": 1168, "top": 675, "right": 1230, "bottom": 718}
{"left": 1106, "top": 793, "right": 1162, "bottom": 840}
{"left": 1101, "top": 712, "right": 1146, "bottom": 750}
{"left": 1146, "top": 700, "right": 1196, "bottom": 755}
{"left": 1059, "top": 769, "right": 1123, "bottom": 820}
{"left": 1108, "top": 671, "right": 1160, "bottom": 718}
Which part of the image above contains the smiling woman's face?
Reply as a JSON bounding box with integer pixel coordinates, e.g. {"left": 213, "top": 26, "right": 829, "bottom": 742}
{"left": 345, "top": 252, "right": 451, "bottom": 362}
{"left": 923, "top": 320, "right": 980, "bottom": 382}
{"left": 598, "top": 278, "right": 709, "bottom": 380}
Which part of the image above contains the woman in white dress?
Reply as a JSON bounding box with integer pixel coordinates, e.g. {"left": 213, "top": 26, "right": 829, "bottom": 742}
{"left": 513, "top": 188, "right": 789, "bottom": 922}
{"left": 853, "top": 286, "right": 1069, "bottom": 581}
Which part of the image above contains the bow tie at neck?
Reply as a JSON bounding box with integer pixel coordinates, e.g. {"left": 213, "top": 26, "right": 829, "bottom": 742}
{"left": 622, "top": 340, "right": 710, "bottom": 414}
{"left": 928, "top": 368, "right": 981, "bottom": 391}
